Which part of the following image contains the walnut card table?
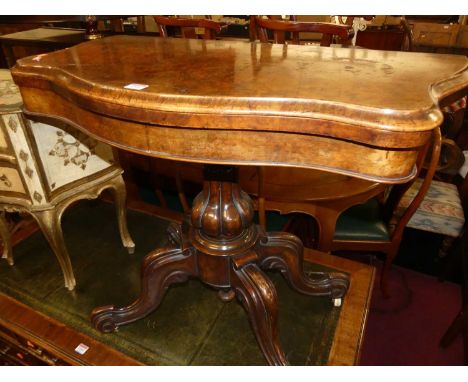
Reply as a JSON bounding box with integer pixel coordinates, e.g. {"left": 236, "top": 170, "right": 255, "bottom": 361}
{"left": 10, "top": 35, "right": 468, "bottom": 365}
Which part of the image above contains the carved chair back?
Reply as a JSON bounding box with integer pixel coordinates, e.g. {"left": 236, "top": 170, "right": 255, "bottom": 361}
{"left": 153, "top": 16, "right": 221, "bottom": 40}
{"left": 254, "top": 16, "right": 354, "bottom": 46}
{"left": 331, "top": 127, "right": 442, "bottom": 296}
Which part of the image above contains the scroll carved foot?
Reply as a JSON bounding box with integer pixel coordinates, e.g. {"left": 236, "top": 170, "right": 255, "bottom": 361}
{"left": 231, "top": 261, "right": 289, "bottom": 366}
{"left": 91, "top": 246, "right": 197, "bottom": 333}
{"left": 167, "top": 216, "right": 191, "bottom": 249}
{"left": 257, "top": 231, "right": 349, "bottom": 299}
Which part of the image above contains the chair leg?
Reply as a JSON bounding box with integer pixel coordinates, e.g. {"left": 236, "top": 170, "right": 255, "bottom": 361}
{"left": 154, "top": 189, "right": 168, "bottom": 209}
{"left": 32, "top": 209, "right": 76, "bottom": 290}
{"left": 314, "top": 211, "right": 339, "bottom": 253}
{"left": 175, "top": 168, "right": 191, "bottom": 213}
{"left": 439, "top": 236, "right": 456, "bottom": 258}
{"left": 0, "top": 212, "right": 13, "bottom": 266}
{"left": 439, "top": 236, "right": 462, "bottom": 282}
{"left": 439, "top": 307, "right": 467, "bottom": 348}
{"left": 109, "top": 176, "right": 136, "bottom": 254}
{"left": 257, "top": 197, "right": 267, "bottom": 230}
{"left": 380, "top": 247, "right": 399, "bottom": 299}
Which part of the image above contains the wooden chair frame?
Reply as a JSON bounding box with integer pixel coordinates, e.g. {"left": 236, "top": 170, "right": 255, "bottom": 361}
{"left": 254, "top": 16, "right": 354, "bottom": 46}
{"left": 153, "top": 16, "right": 221, "bottom": 40}
{"left": 331, "top": 127, "right": 442, "bottom": 296}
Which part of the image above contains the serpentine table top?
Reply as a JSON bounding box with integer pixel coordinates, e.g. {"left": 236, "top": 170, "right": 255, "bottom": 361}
{"left": 9, "top": 34, "right": 468, "bottom": 366}
{"left": 10, "top": 35, "right": 468, "bottom": 183}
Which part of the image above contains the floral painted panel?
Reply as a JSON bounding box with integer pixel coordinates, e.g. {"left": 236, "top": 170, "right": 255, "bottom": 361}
{"left": 1, "top": 113, "right": 46, "bottom": 205}
{"left": 0, "top": 69, "right": 22, "bottom": 112}
{"left": 0, "top": 167, "right": 26, "bottom": 194}
{"left": 29, "top": 120, "right": 115, "bottom": 192}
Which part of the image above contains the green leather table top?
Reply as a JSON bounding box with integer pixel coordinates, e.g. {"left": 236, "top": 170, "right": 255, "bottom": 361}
{"left": 0, "top": 200, "right": 342, "bottom": 365}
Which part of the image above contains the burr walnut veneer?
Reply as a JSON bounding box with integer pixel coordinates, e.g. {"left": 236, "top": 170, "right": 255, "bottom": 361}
{"left": 10, "top": 35, "right": 468, "bottom": 365}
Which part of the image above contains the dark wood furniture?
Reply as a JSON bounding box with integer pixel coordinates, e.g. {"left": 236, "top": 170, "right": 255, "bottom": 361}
{"left": 153, "top": 16, "right": 222, "bottom": 39}
{"left": 0, "top": 16, "right": 148, "bottom": 68}
{"left": 0, "top": 25, "right": 156, "bottom": 205}
{"left": 0, "top": 17, "right": 86, "bottom": 68}
{"left": 0, "top": 293, "right": 140, "bottom": 365}
{"left": 439, "top": 174, "right": 468, "bottom": 364}
{"left": 11, "top": 35, "right": 468, "bottom": 365}
{"left": 254, "top": 16, "right": 354, "bottom": 45}
{"left": 0, "top": 237, "right": 374, "bottom": 365}
{"left": 332, "top": 128, "right": 441, "bottom": 297}
{"left": 239, "top": 167, "right": 387, "bottom": 249}
{"left": 439, "top": 225, "right": 468, "bottom": 364}
{"left": 148, "top": 16, "right": 222, "bottom": 210}
{"left": 411, "top": 21, "right": 468, "bottom": 52}
{"left": 0, "top": 27, "right": 87, "bottom": 68}
{"left": 241, "top": 128, "right": 441, "bottom": 298}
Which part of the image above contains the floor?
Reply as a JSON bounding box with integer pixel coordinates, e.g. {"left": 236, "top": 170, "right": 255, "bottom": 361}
{"left": 140, "top": 188, "right": 467, "bottom": 365}
{"left": 5, "top": 187, "right": 465, "bottom": 365}
{"left": 357, "top": 225, "right": 466, "bottom": 365}
{"left": 359, "top": 260, "right": 464, "bottom": 365}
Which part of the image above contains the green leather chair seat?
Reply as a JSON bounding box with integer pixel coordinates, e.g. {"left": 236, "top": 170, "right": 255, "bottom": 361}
{"left": 334, "top": 198, "right": 391, "bottom": 242}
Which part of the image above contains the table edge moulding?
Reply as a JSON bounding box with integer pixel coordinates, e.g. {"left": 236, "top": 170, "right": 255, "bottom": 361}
{"left": 10, "top": 35, "right": 468, "bottom": 366}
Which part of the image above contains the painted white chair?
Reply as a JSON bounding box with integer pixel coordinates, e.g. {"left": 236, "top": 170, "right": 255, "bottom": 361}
{"left": 0, "top": 69, "right": 135, "bottom": 290}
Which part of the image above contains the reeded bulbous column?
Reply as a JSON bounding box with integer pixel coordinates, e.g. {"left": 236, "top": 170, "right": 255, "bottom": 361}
{"left": 190, "top": 166, "right": 258, "bottom": 252}
{"left": 189, "top": 165, "right": 259, "bottom": 287}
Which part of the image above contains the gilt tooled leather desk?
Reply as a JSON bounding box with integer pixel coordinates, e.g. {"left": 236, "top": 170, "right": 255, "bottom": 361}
{"left": 10, "top": 35, "right": 468, "bottom": 365}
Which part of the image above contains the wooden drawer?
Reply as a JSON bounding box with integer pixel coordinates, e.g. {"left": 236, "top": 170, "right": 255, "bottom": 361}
{"left": 0, "top": 324, "right": 67, "bottom": 365}
{"left": 456, "top": 25, "right": 468, "bottom": 48}
{"left": 412, "top": 22, "right": 460, "bottom": 47}
{"left": 0, "top": 333, "right": 49, "bottom": 365}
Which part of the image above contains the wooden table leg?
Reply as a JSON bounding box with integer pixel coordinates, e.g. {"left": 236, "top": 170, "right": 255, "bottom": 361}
{"left": 91, "top": 165, "right": 350, "bottom": 365}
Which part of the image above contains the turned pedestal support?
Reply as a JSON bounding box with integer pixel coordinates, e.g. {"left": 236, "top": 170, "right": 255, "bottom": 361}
{"left": 91, "top": 165, "right": 349, "bottom": 365}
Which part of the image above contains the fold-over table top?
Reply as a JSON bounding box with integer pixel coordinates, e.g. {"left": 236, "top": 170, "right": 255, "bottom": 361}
{"left": 10, "top": 36, "right": 468, "bottom": 182}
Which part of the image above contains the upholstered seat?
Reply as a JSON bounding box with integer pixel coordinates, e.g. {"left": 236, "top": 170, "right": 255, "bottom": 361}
{"left": 334, "top": 199, "right": 391, "bottom": 242}
{"left": 397, "top": 178, "right": 465, "bottom": 238}
{"left": 334, "top": 177, "right": 465, "bottom": 247}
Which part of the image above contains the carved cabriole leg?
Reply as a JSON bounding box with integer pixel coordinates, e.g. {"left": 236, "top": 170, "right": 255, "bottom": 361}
{"left": 0, "top": 212, "right": 13, "bottom": 266}
{"left": 188, "top": 166, "right": 290, "bottom": 365}
{"left": 31, "top": 208, "right": 76, "bottom": 290}
{"left": 91, "top": 246, "right": 197, "bottom": 332}
{"left": 257, "top": 231, "right": 349, "bottom": 298}
{"left": 92, "top": 165, "right": 349, "bottom": 366}
{"left": 231, "top": 255, "right": 288, "bottom": 366}
{"left": 108, "top": 175, "right": 136, "bottom": 254}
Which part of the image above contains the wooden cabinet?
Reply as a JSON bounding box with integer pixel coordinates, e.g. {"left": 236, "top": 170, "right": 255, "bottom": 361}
{"left": 0, "top": 324, "right": 68, "bottom": 365}
{"left": 0, "top": 294, "right": 140, "bottom": 365}
{"left": 412, "top": 22, "right": 460, "bottom": 47}
{"left": 457, "top": 25, "right": 468, "bottom": 48}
